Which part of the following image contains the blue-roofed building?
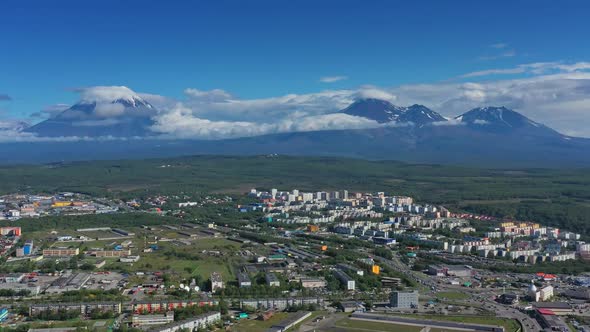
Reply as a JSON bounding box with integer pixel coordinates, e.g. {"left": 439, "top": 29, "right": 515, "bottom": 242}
{"left": 0, "top": 308, "right": 8, "bottom": 322}
{"left": 373, "top": 237, "right": 396, "bottom": 245}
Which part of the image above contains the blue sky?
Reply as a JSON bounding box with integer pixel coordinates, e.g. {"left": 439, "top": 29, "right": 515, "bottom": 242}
{"left": 1, "top": 0, "right": 590, "bottom": 137}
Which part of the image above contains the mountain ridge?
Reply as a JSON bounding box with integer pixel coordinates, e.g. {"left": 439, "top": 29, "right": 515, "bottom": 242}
{"left": 5, "top": 97, "right": 590, "bottom": 166}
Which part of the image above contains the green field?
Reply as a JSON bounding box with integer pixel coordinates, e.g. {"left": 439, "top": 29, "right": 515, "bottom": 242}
{"left": 104, "top": 237, "right": 243, "bottom": 280}
{"left": 233, "top": 312, "right": 291, "bottom": 332}
{"left": 1, "top": 155, "right": 590, "bottom": 235}
{"left": 435, "top": 291, "right": 471, "bottom": 300}
{"left": 12, "top": 319, "right": 114, "bottom": 332}
{"left": 334, "top": 318, "right": 424, "bottom": 332}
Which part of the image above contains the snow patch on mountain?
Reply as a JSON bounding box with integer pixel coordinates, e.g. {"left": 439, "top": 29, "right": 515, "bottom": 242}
{"left": 80, "top": 86, "right": 151, "bottom": 107}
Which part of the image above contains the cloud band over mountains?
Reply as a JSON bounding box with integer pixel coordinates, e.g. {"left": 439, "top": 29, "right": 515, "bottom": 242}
{"left": 1, "top": 61, "right": 590, "bottom": 141}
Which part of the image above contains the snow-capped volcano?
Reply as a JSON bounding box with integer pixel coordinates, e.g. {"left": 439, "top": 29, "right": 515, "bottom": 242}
{"left": 398, "top": 104, "right": 447, "bottom": 125}
{"left": 79, "top": 86, "right": 152, "bottom": 107}
{"left": 26, "top": 86, "right": 158, "bottom": 137}
{"left": 341, "top": 98, "right": 406, "bottom": 123}
{"left": 4, "top": 97, "right": 590, "bottom": 167}
{"left": 341, "top": 98, "right": 446, "bottom": 126}
{"left": 455, "top": 106, "right": 559, "bottom": 136}
{"left": 0, "top": 120, "right": 29, "bottom": 132}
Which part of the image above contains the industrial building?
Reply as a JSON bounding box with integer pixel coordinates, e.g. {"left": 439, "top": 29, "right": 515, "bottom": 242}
{"left": 239, "top": 298, "right": 323, "bottom": 311}
{"left": 129, "top": 300, "right": 218, "bottom": 314}
{"left": 336, "top": 263, "right": 364, "bottom": 276}
{"left": 299, "top": 277, "right": 326, "bottom": 289}
{"left": 268, "top": 311, "right": 312, "bottom": 332}
{"left": 87, "top": 249, "right": 131, "bottom": 257}
{"left": 146, "top": 312, "right": 220, "bottom": 332}
{"left": 131, "top": 312, "right": 175, "bottom": 327}
{"left": 0, "top": 227, "right": 21, "bottom": 236}
{"left": 210, "top": 272, "right": 223, "bottom": 291}
{"left": 29, "top": 302, "right": 122, "bottom": 317}
{"left": 427, "top": 264, "right": 472, "bottom": 277}
{"left": 390, "top": 290, "right": 419, "bottom": 308}
{"left": 237, "top": 272, "right": 252, "bottom": 288}
{"left": 333, "top": 269, "right": 355, "bottom": 291}
{"left": 381, "top": 276, "right": 402, "bottom": 288}
{"left": 42, "top": 248, "right": 79, "bottom": 257}
{"left": 266, "top": 273, "right": 281, "bottom": 287}
{"left": 0, "top": 273, "right": 25, "bottom": 283}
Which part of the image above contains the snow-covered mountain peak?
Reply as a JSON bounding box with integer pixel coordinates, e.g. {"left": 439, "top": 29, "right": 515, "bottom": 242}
{"left": 79, "top": 86, "right": 151, "bottom": 108}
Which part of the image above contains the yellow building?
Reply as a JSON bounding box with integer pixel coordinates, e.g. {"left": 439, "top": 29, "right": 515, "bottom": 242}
{"left": 372, "top": 265, "right": 380, "bottom": 275}
{"left": 52, "top": 201, "right": 72, "bottom": 208}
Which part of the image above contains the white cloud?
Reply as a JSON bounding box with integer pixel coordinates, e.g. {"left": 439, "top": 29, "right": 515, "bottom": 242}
{"left": 182, "top": 88, "right": 356, "bottom": 122}
{"left": 79, "top": 86, "right": 141, "bottom": 103}
{"left": 490, "top": 43, "right": 508, "bottom": 49}
{"left": 138, "top": 93, "right": 175, "bottom": 109}
{"left": 30, "top": 103, "right": 70, "bottom": 118}
{"left": 429, "top": 119, "right": 464, "bottom": 126}
{"left": 462, "top": 67, "right": 525, "bottom": 78}
{"left": 0, "top": 120, "right": 29, "bottom": 131}
{"left": 6, "top": 59, "right": 590, "bottom": 140}
{"left": 479, "top": 43, "right": 516, "bottom": 60}
{"left": 320, "top": 76, "right": 348, "bottom": 83}
{"left": 390, "top": 71, "right": 590, "bottom": 137}
{"left": 150, "top": 103, "right": 382, "bottom": 140}
{"left": 479, "top": 50, "right": 517, "bottom": 61}
{"left": 94, "top": 103, "right": 125, "bottom": 117}
{"left": 51, "top": 86, "right": 160, "bottom": 121}
{"left": 71, "top": 119, "right": 124, "bottom": 127}
{"left": 462, "top": 61, "right": 590, "bottom": 78}
{"left": 183, "top": 88, "right": 233, "bottom": 102}
{"left": 0, "top": 131, "right": 142, "bottom": 143}
{"left": 354, "top": 87, "right": 397, "bottom": 102}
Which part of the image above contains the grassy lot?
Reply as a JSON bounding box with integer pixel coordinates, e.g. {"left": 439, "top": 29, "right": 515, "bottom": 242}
{"left": 399, "top": 314, "right": 520, "bottom": 332}
{"left": 77, "top": 230, "right": 123, "bottom": 239}
{"left": 104, "top": 237, "right": 243, "bottom": 281}
{"left": 333, "top": 318, "right": 424, "bottom": 332}
{"left": 232, "top": 312, "right": 290, "bottom": 332}
{"left": 435, "top": 291, "right": 470, "bottom": 300}
{"left": 22, "top": 319, "right": 114, "bottom": 332}
{"left": 190, "top": 237, "right": 242, "bottom": 250}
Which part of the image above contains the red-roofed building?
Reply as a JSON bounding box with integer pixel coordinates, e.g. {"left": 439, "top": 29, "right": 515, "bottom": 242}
{"left": 537, "top": 308, "right": 554, "bottom": 315}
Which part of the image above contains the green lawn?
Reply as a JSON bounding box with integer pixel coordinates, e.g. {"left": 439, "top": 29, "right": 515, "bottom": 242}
{"left": 233, "top": 312, "right": 290, "bottom": 332}
{"left": 435, "top": 291, "right": 470, "bottom": 300}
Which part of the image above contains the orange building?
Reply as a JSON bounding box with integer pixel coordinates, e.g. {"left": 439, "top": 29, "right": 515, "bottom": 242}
{"left": 307, "top": 225, "right": 319, "bottom": 232}
{"left": 372, "top": 265, "right": 380, "bottom": 275}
